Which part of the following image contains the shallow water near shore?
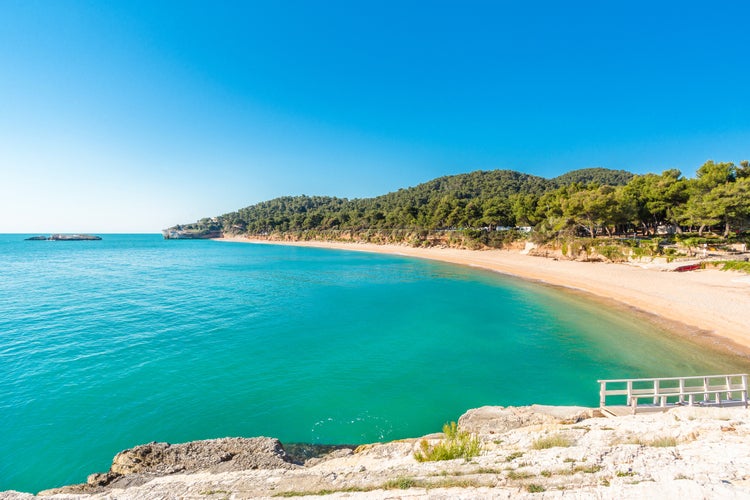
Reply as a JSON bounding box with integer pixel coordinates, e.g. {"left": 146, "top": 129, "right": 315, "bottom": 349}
{"left": 1, "top": 234, "right": 748, "bottom": 493}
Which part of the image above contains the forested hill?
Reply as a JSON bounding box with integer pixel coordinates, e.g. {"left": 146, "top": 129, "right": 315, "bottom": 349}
{"left": 176, "top": 167, "right": 634, "bottom": 235}
{"left": 549, "top": 167, "right": 633, "bottom": 187}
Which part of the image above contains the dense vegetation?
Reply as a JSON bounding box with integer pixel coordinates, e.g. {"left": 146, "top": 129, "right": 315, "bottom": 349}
{"left": 180, "top": 168, "right": 632, "bottom": 233}
{"left": 176, "top": 161, "right": 750, "bottom": 251}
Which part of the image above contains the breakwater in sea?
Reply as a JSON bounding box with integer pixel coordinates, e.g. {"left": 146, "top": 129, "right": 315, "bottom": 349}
{"left": 1, "top": 234, "right": 747, "bottom": 493}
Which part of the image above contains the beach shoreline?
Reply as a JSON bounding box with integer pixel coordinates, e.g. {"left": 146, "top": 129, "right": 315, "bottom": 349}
{"left": 216, "top": 236, "right": 750, "bottom": 360}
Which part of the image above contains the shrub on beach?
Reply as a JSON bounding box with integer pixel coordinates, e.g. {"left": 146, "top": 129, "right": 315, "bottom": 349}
{"left": 413, "top": 422, "right": 482, "bottom": 462}
{"left": 596, "top": 245, "right": 627, "bottom": 262}
{"left": 710, "top": 260, "right": 750, "bottom": 274}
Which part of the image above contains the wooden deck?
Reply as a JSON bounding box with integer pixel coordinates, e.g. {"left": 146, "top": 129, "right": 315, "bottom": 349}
{"left": 598, "top": 374, "right": 748, "bottom": 417}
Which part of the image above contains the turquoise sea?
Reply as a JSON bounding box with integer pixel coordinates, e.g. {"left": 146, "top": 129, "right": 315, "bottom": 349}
{"left": 1, "top": 234, "right": 748, "bottom": 493}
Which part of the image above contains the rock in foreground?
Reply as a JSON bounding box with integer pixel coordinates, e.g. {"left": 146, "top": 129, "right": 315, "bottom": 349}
{"left": 6, "top": 405, "right": 750, "bottom": 499}
{"left": 37, "top": 437, "right": 296, "bottom": 495}
{"left": 458, "top": 404, "right": 594, "bottom": 434}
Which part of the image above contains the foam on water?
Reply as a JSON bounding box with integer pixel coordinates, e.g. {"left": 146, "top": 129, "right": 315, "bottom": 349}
{"left": 1, "top": 234, "right": 747, "bottom": 493}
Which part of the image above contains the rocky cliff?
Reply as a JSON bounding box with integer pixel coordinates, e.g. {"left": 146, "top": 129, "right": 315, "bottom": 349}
{"left": 161, "top": 229, "right": 222, "bottom": 239}
{"left": 3, "top": 405, "right": 750, "bottom": 499}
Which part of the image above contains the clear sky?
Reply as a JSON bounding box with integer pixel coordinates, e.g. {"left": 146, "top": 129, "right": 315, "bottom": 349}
{"left": 1, "top": 1, "right": 748, "bottom": 233}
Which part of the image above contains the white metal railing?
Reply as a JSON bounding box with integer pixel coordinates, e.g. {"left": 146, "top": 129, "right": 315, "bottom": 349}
{"left": 598, "top": 374, "right": 748, "bottom": 414}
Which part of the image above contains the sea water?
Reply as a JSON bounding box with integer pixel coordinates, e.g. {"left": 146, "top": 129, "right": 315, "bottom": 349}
{"left": 1, "top": 234, "right": 748, "bottom": 493}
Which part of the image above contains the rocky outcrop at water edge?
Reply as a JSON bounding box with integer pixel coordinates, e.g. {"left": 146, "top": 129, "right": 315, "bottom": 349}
{"left": 4, "top": 404, "right": 750, "bottom": 499}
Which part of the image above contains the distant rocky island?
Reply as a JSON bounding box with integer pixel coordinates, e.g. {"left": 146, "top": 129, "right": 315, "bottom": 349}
{"left": 25, "top": 234, "right": 102, "bottom": 241}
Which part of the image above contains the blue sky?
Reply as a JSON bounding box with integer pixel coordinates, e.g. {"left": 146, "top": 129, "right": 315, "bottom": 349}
{"left": 1, "top": 1, "right": 748, "bottom": 232}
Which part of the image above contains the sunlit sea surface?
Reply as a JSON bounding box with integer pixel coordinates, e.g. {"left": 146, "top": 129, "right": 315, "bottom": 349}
{"left": 1, "top": 234, "right": 747, "bottom": 492}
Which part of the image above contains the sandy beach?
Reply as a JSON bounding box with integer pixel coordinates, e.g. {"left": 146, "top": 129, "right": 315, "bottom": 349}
{"left": 218, "top": 236, "right": 750, "bottom": 359}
